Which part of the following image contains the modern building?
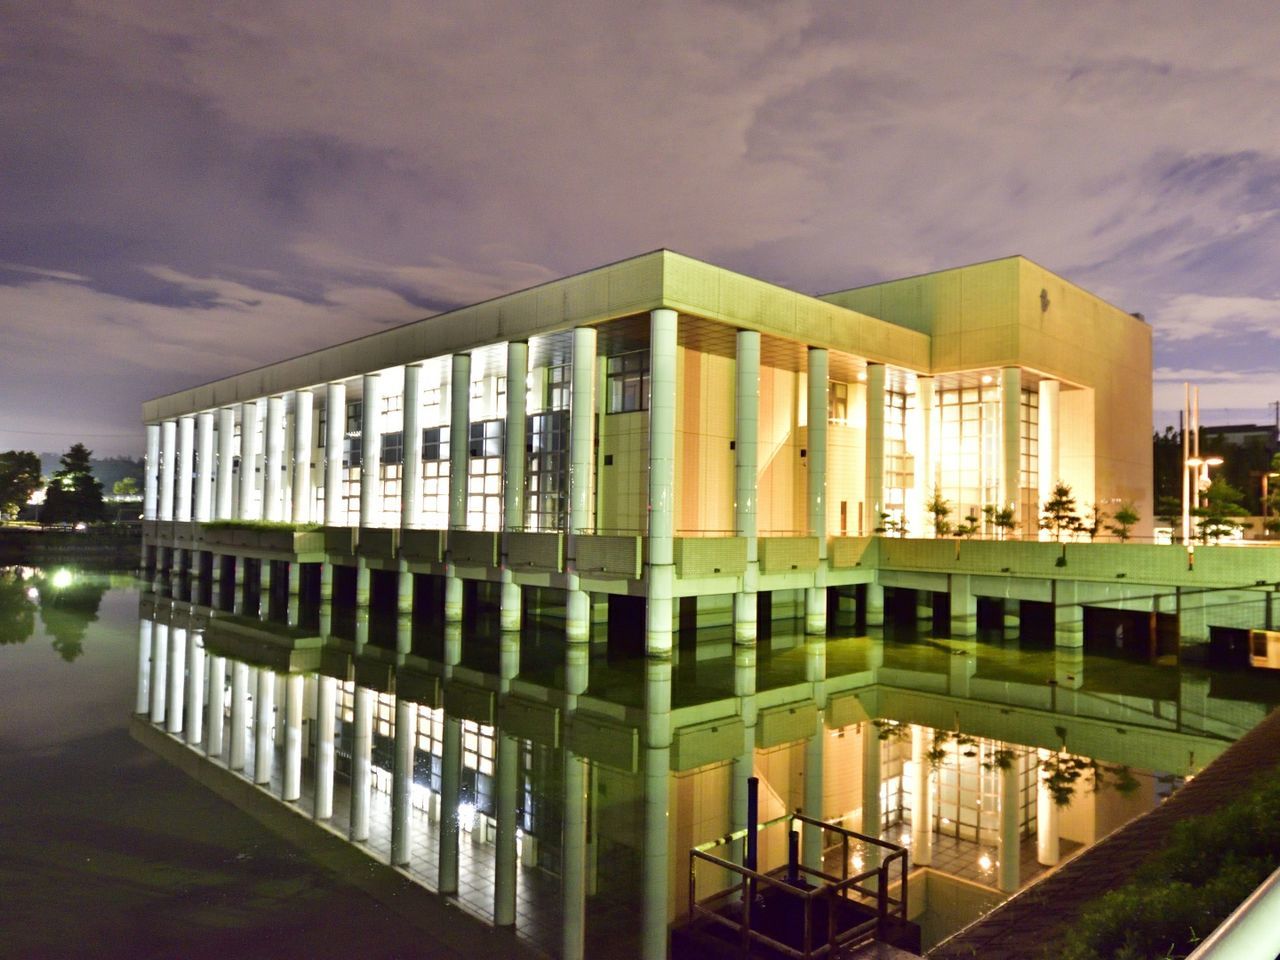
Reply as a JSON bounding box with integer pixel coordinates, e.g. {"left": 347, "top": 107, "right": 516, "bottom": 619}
{"left": 140, "top": 250, "right": 1232, "bottom": 959}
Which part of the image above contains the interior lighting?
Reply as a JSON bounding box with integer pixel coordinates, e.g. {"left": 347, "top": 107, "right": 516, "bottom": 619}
{"left": 51, "top": 568, "right": 73, "bottom": 589}
{"left": 457, "top": 801, "right": 477, "bottom": 831}
{"left": 27, "top": 587, "right": 39, "bottom": 601}
{"left": 899, "top": 831, "right": 911, "bottom": 846}
{"left": 851, "top": 853, "right": 864, "bottom": 872}
{"left": 980, "top": 374, "right": 993, "bottom": 385}
{"left": 978, "top": 853, "right": 993, "bottom": 872}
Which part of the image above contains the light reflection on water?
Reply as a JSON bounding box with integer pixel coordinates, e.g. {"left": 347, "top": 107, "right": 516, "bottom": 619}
{"left": 7, "top": 563, "right": 1280, "bottom": 957}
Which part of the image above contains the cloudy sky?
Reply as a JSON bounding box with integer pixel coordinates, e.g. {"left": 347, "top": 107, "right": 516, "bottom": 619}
{"left": 3, "top": 0, "right": 1278, "bottom": 457}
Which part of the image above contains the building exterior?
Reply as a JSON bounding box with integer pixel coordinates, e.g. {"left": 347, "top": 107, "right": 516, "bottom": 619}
{"left": 138, "top": 250, "right": 1280, "bottom": 959}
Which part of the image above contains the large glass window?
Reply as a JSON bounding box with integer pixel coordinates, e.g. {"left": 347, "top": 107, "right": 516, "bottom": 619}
{"left": 607, "top": 351, "right": 649, "bottom": 413}
{"left": 420, "top": 426, "right": 450, "bottom": 528}
{"left": 1020, "top": 388, "right": 1040, "bottom": 531}
{"left": 937, "top": 385, "right": 1001, "bottom": 521}
{"left": 467, "top": 419, "right": 503, "bottom": 530}
{"left": 883, "top": 390, "right": 913, "bottom": 523}
{"left": 526, "top": 410, "right": 568, "bottom": 531}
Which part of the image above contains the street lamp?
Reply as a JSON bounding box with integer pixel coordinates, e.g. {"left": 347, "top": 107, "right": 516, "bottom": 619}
{"left": 1183, "top": 455, "right": 1224, "bottom": 543}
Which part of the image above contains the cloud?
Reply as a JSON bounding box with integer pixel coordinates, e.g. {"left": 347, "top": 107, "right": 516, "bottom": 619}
{"left": 1157, "top": 293, "right": 1280, "bottom": 341}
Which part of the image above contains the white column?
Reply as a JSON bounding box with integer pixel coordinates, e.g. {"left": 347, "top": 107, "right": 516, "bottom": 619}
{"left": 184, "top": 631, "right": 204, "bottom": 747}
{"left": 1036, "top": 748, "right": 1060, "bottom": 865}
{"left": 350, "top": 686, "right": 373, "bottom": 841}
{"left": 438, "top": 711, "right": 462, "bottom": 892}
{"left": 324, "top": 382, "right": 346, "bottom": 525}
{"left": 149, "top": 622, "right": 168, "bottom": 724}
{"left": 806, "top": 347, "right": 828, "bottom": 635}
{"left": 135, "top": 620, "right": 152, "bottom": 715}
{"left": 641, "top": 659, "right": 672, "bottom": 960}
{"left": 911, "top": 726, "right": 934, "bottom": 866}
{"left": 1001, "top": 366, "right": 1023, "bottom": 522}
{"left": 494, "top": 726, "right": 519, "bottom": 926}
{"left": 263, "top": 395, "right": 286, "bottom": 522}
{"left": 176, "top": 416, "right": 194, "bottom": 523}
{"left": 282, "top": 673, "right": 303, "bottom": 802}
{"left": 401, "top": 365, "right": 423, "bottom": 529}
{"left": 314, "top": 676, "right": 336, "bottom": 819}
{"left": 500, "top": 343, "right": 527, "bottom": 631}
{"left": 646, "top": 308, "right": 677, "bottom": 656}
{"left": 291, "top": 390, "right": 314, "bottom": 524}
{"left": 144, "top": 424, "right": 160, "bottom": 521}
{"left": 216, "top": 407, "right": 236, "bottom": 520}
{"left": 166, "top": 626, "right": 186, "bottom": 735}
{"left": 238, "top": 400, "right": 259, "bottom": 520}
{"left": 1038, "top": 378, "right": 1060, "bottom": 510}
{"left": 206, "top": 655, "right": 226, "bottom": 759}
{"left": 391, "top": 697, "right": 413, "bottom": 866}
{"left": 865, "top": 363, "right": 885, "bottom": 534}
{"left": 735, "top": 330, "right": 760, "bottom": 643}
{"left": 229, "top": 661, "right": 249, "bottom": 771}
{"left": 254, "top": 667, "right": 275, "bottom": 785}
{"left": 359, "top": 373, "right": 382, "bottom": 527}
{"left": 195, "top": 412, "right": 215, "bottom": 522}
{"left": 998, "top": 759, "right": 1021, "bottom": 893}
{"left": 159, "top": 420, "right": 177, "bottom": 522}
{"left": 567, "top": 327, "right": 597, "bottom": 642}
{"left": 445, "top": 354, "right": 471, "bottom": 623}
{"left": 916, "top": 377, "right": 935, "bottom": 535}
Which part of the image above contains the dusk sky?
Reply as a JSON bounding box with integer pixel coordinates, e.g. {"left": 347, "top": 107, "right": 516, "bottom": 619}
{"left": 3, "top": 1, "right": 1278, "bottom": 458}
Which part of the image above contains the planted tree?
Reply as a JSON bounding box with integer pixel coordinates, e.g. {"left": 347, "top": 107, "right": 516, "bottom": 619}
{"left": 983, "top": 504, "right": 1017, "bottom": 540}
{"left": 1082, "top": 503, "right": 1107, "bottom": 542}
{"left": 1108, "top": 502, "right": 1140, "bottom": 541}
{"left": 1040, "top": 482, "right": 1081, "bottom": 541}
{"left": 955, "top": 511, "right": 980, "bottom": 539}
{"left": 1194, "top": 475, "right": 1248, "bottom": 543}
{"left": 0, "top": 450, "right": 43, "bottom": 519}
{"left": 876, "top": 510, "right": 907, "bottom": 537}
{"left": 926, "top": 489, "right": 952, "bottom": 537}
{"left": 40, "top": 443, "right": 104, "bottom": 525}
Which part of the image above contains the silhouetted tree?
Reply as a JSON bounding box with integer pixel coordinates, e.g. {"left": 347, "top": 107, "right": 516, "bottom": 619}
{"left": 0, "top": 450, "right": 43, "bottom": 519}
{"left": 0, "top": 569, "right": 36, "bottom": 646}
{"left": 40, "top": 443, "right": 104, "bottom": 525}
{"left": 1194, "top": 476, "right": 1248, "bottom": 543}
{"left": 1040, "top": 482, "right": 1081, "bottom": 541}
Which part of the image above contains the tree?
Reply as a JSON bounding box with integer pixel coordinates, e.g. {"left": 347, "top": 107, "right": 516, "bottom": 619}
{"left": 1040, "top": 482, "right": 1081, "bottom": 541}
{"left": 1194, "top": 475, "right": 1248, "bottom": 543}
{"left": 983, "top": 504, "right": 1017, "bottom": 539}
{"left": 1108, "top": 502, "right": 1140, "bottom": 541}
{"left": 1082, "top": 503, "right": 1107, "bottom": 542}
{"left": 0, "top": 450, "right": 43, "bottom": 519}
{"left": 926, "top": 489, "right": 952, "bottom": 537}
{"left": 876, "top": 510, "right": 907, "bottom": 537}
{"left": 955, "top": 511, "right": 979, "bottom": 539}
{"left": 1265, "top": 454, "right": 1280, "bottom": 538}
{"left": 40, "top": 443, "right": 104, "bottom": 525}
{"left": 113, "top": 476, "right": 139, "bottom": 497}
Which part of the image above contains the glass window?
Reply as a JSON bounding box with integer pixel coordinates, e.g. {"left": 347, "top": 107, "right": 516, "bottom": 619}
{"left": 828, "top": 381, "right": 849, "bottom": 425}
{"left": 380, "top": 430, "right": 403, "bottom": 466}
{"left": 606, "top": 350, "right": 649, "bottom": 413}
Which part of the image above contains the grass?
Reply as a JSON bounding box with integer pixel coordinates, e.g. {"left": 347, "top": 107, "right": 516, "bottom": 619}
{"left": 201, "top": 520, "right": 322, "bottom": 532}
{"left": 1054, "top": 771, "right": 1280, "bottom": 959}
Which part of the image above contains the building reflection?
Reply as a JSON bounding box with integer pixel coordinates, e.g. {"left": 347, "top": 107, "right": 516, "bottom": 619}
{"left": 133, "top": 580, "right": 1280, "bottom": 958}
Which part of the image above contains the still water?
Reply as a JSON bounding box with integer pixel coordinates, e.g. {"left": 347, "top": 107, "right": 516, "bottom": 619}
{"left": 5, "top": 564, "right": 1279, "bottom": 959}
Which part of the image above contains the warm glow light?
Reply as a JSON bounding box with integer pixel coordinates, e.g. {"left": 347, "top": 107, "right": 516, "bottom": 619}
{"left": 51, "top": 569, "right": 73, "bottom": 589}
{"left": 851, "top": 853, "right": 864, "bottom": 871}
{"left": 899, "top": 831, "right": 911, "bottom": 846}
{"left": 457, "top": 801, "right": 476, "bottom": 831}
{"left": 978, "top": 853, "right": 993, "bottom": 872}
{"left": 856, "top": 371, "right": 867, "bottom": 382}
{"left": 980, "top": 374, "right": 993, "bottom": 384}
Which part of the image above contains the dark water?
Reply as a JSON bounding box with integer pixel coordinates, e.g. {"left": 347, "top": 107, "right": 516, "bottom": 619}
{"left": 0, "top": 566, "right": 452, "bottom": 960}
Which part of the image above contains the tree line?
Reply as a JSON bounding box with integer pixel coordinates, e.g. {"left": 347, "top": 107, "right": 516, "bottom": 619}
{"left": 0, "top": 443, "right": 112, "bottom": 524}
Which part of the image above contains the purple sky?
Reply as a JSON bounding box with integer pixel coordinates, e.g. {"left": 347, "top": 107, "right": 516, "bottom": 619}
{"left": 3, "top": 1, "right": 1279, "bottom": 457}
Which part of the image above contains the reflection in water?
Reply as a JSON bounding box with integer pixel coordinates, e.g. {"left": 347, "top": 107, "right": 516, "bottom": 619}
{"left": 119, "top": 573, "right": 1280, "bottom": 959}
{"left": 0, "top": 567, "right": 36, "bottom": 646}
{"left": 0, "top": 566, "right": 108, "bottom": 660}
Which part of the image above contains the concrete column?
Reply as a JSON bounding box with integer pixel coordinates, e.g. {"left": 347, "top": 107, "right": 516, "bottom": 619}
{"left": 641, "top": 658, "right": 672, "bottom": 960}
{"left": 159, "top": 420, "right": 177, "bottom": 522}
{"left": 950, "top": 574, "right": 977, "bottom": 637}
{"left": 862, "top": 723, "right": 881, "bottom": 838}
{"left": 229, "top": 661, "right": 249, "bottom": 772}
{"left": 1001, "top": 367, "right": 1023, "bottom": 522}
{"left": 561, "top": 634, "right": 590, "bottom": 960}
{"left": 1179, "top": 587, "right": 1209, "bottom": 645}
{"left": 350, "top": 686, "right": 373, "bottom": 842}
{"left": 167, "top": 626, "right": 186, "bottom": 735}
{"left": 282, "top": 673, "right": 303, "bottom": 802}
{"left": 646, "top": 308, "right": 677, "bottom": 657}
{"left": 998, "top": 760, "right": 1021, "bottom": 893}
{"left": 135, "top": 620, "right": 152, "bottom": 715}
{"left": 292, "top": 389, "right": 314, "bottom": 524}
{"left": 1053, "top": 580, "right": 1085, "bottom": 648}
{"left": 216, "top": 407, "right": 236, "bottom": 520}
{"left": 402, "top": 364, "right": 424, "bottom": 529}
{"left": 194, "top": 412, "right": 215, "bottom": 522}
{"left": 259, "top": 559, "right": 273, "bottom": 619}
{"left": 238, "top": 400, "right": 259, "bottom": 520}
{"left": 864, "top": 581, "right": 884, "bottom": 628}
{"left": 184, "top": 630, "right": 204, "bottom": 747}
{"left": 149, "top": 622, "right": 168, "bottom": 724}
{"left": 438, "top": 711, "right": 462, "bottom": 892}
{"left": 254, "top": 667, "right": 275, "bottom": 785}
{"left": 806, "top": 347, "right": 829, "bottom": 635}
{"left": 803, "top": 711, "right": 825, "bottom": 870}
{"left": 731, "top": 643, "right": 758, "bottom": 864}
{"left": 911, "top": 726, "right": 934, "bottom": 866}
{"left": 865, "top": 363, "right": 886, "bottom": 534}
{"left": 314, "top": 676, "right": 336, "bottom": 819}
{"left": 176, "top": 416, "right": 194, "bottom": 523}
{"left": 567, "top": 327, "right": 597, "bottom": 642}
{"left": 324, "top": 382, "right": 346, "bottom": 525}
{"left": 206, "top": 655, "right": 226, "bottom": 759}
{"left": 445, "top": 354, "right": 471, "bottom": 623}
{"left": 144, "top": 423, "right": 161, "bottom": 520}
{"left": 391, "top": 697, "right": 414, "bottom": 866}
{"left": 1036, "top": 748, "right": 1060, "bottom": 866}
{"left": 735, "top": 330, "right": 760, "bottom": 643}
{"left": 360, "top": 373, "right": 382, "bottom": 526}
{"left": 501, "top": 343, "right": 527, "bottom": 631}
{"left": 1038, "top": 379, "right": 1060, "bottom": 508}
{"left": 263, "top": 396, "right": 286, "bottom": 522}
{"left": 916, "top": 377, "right": 935, "bottom": 535}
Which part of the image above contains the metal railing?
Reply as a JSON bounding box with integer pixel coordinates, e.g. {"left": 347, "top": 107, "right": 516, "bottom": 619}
{"left": 688, "top": 814, "right": 908, "bottom": 959}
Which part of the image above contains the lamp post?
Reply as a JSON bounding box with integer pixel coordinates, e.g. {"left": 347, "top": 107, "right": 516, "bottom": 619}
{"left": 1264, "top": 470, "right": 1279, "bottom": 538}
{"left": 1184, "top": 455, "right": 1223, "bottom": 543}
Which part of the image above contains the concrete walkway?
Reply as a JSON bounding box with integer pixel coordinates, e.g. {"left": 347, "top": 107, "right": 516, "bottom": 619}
{"left": 929, "top": 705, "right": 1280, "bottom": 959}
